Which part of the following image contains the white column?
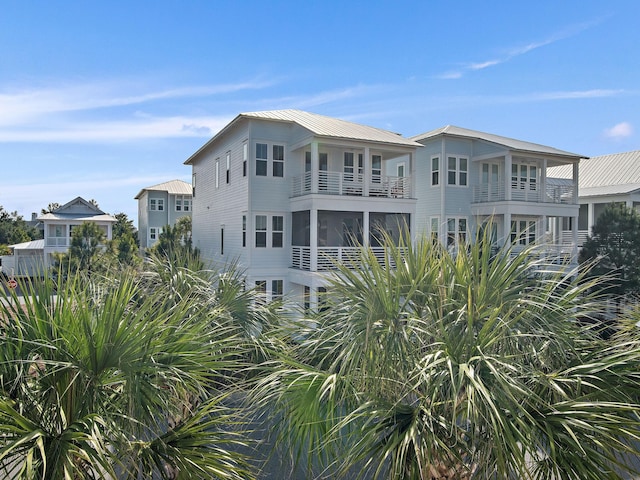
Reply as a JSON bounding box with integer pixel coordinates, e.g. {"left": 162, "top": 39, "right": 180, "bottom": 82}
{"left": 363, "top": 146, "right": 371, "bottom": 196}
{"left": 505, "top": 154, "right": 512, "bottom": 201}
{"left": 588, "top": 202, "right": 595, "bottom": 234}
{"left": 363, "top": 211, "right": 370, "bottom": 247}
{"left": 310, "top": 209, "right": 318, "bottom": 271}
{"left": 311, "top": 141, "right": 319, "bottom": 194}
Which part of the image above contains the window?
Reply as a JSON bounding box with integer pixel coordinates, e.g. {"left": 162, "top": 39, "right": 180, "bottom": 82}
{"left": 431, "top": 156, "right": 439, "bottom": 185}
{"left": 510, "top": 219, "right": 536, "bottom": 245}
{"left": 226, "top": 152, "right": 231, "bottom": 184}
{"left": 149, "top": 227, "right": 161, "bottom": 242}
{"left": 255, "top": 215, "right": 267, "bottom": 247}
{"left": 242, "top": 215, "right": 246, "bottom": 247}
{"left": 215, "top": 159, "right": 220, "bottom": 188}
{"left": 192, "top": 173, "right": 196, "bottom": 197}
{"left": 272, "top": 215, "right": 283, "bottom": 248}
{"left": 176, "top": 196, "right": 191, "bottom": 212}
{"left": 273, "top": 145, "right": 284, "bottom": 177}
{"left": 447, "top": 156, "right": 468, "bottom": 186}
{"left": 397, "top": 162, "right": 405, "bottom": 178}
{"left": 430, "top": 217, "right": 439, "bottom": 242}
{"left": 255, "top": 280, "right": 267, "bottom": 304}
{"left": 446, "top": 217, "right": 467, "bottom": 248}
{"left": 243, "top": 143, "right": 248, "bottom": 177}
{"left": 220, "top": 226, "right": 224, "bottom": 255}
{"left": 272, "top": 280, "right": 283, "bottom": 301}
{"left": 512, "top": 163, "right": 538, "bottom": 191}
{"left": 150, "top": 199, "right": 164, "bottom": 211}
{"left": 372, "top": 154, "right": 382, "bottom": 183}
{"left": 344, "top": 152, "right": 354, "bottom": 180}
{"left": 256, "top": 143, "right": 268, "bottom": 176}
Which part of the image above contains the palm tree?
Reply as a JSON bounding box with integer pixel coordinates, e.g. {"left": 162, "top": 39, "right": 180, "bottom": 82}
{"left": 0, "top": 265, "right": 255, "bottom": 479}
{"left": 253, "top": 230, "right": 640, "bottom": 479}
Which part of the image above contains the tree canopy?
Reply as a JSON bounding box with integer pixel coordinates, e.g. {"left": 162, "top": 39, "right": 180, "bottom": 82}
{"left": 580, "top": 203, "right": 640, "bottom": 297}
{"left": 0, "top": 206, "right": 41, "bottom": 254}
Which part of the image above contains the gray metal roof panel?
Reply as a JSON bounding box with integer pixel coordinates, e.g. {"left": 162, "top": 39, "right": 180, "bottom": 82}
{"left": 240, "top": 109, "right": 421, "bottom": 147}
{"left": 550, "top": 150, "right": 640, "bottom": 189}
{"left": 134, "top": 179, "right": 192, "bottom": 199}
{"left": 411, "top": 125, "right": 585, "bottom": 159}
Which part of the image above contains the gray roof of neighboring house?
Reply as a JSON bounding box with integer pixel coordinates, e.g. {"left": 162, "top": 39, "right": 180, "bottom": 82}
{"left": 134, "top": 179, "right": 192, "bottom": 199}
{"left": 550, "top": 150, "right": 640, "bottom": 191}
{"left": 38, "top": 197, "right": 116, "bottom": 223}
{"left": 411, "top": 125, "right": 585, "bottom": 159}
{"left": 9, "top": 239, "right": 45, "bottom": 250}
{"left": 185, "top": 109, "right": 421, "bottom": 164}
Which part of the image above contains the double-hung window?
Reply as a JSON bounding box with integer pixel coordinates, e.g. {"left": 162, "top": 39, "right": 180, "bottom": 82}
{"left": 243, "top": 143, "right": 248, "bottom": 177}
{"left": 226, "top": 152, "right": 231, "bottom": 184}
{"left": 242, "top": 215, "right": 247, "bottom": 247}
{"left": 256, "top": 143, "right": 268, "bottom": 176}
{"left": 431, "top": 156, "right": 440, "bottom": 186}
{"left": 254, "top": 214, "right": 284, "bottom": 248}
{"left": 272, "top": 216, "right": 283, "bottom": 247}
{"left": 446, "top": 217, "right": 467, "bottom": 248}
{"left": 150, "top": 199, "right": 164, "bottom": 211}
{"left": 272, "top": 280, "right": 283, "bottom": 302}
{"left": 447, "top": 156, "right": 468, "bottom": 186}
{"left": 273, "top": 145, "right": 284, "bottom": 177}
{"left": 255, "top": 215, "right": 267, "bottom": 247}
{"left": 176, "top": 195, "right": 191, "bottom": 212}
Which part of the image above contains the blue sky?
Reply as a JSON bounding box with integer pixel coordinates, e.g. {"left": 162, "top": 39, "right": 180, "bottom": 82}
{"left": 1, "top": 1, "right": 638, "bottom": 225}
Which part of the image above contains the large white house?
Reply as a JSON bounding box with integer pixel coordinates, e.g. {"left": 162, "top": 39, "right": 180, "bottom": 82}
{"left": 550, "top": 150, "right": 640, "bottom": 246}
{"left": 185, "top": 110, "right": 584, "bottom": 310}
{"left": 2, "top": 197, "right": 116, "bottom": 276}
{"left": 134, "top": 179, "right": 193, "bottom": 250}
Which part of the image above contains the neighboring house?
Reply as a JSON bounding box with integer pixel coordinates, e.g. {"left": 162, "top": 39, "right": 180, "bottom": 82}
{"left": 549, "top": 150, "right": 640, "bottom": 246}
{"left": 1, "top": 197, "right": 116, "bottom": 276}
{"left": 134, "top": 179, "right": 193, "bottom": 250}
{"left": 184, "top": 109, "right": 584, "bottom": 310}
{"left": 1, "top": 239, "right": 45, "bottom": 277}
{"left": 409, "top": 126, "right": 583, "bottom": 261}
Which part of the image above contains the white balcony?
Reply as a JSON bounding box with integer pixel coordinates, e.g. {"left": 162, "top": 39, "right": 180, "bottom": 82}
{"left": 291, "top": 246, "right": 406, "bottom": 271}
{"left": 473, "top": 183, "right": 576, "bottom": 204}
{"left": 291, "top": 172, "right": 411, "bottom": 199}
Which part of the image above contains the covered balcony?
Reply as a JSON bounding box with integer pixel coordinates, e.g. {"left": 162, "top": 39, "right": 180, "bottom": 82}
{"left": 291, "top": 210, "right": 409, "bottom": 271}
{"left": 292, "top": 171, "right": 411, "bottom": 198}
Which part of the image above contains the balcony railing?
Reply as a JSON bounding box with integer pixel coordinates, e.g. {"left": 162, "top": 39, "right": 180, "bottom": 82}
{"left": 292, "top": 172, "right": 411, "bottom": 199}
{"left": 46, "top": 237, "right": 69, "bottom": 247}
{"left": 291, "top": 246, "right": 406, "bottom": 271}
{"left": 473, "top": 183, "right": 576, "bottom": 204}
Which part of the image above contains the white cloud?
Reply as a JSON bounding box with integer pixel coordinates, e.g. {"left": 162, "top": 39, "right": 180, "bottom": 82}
{"left": 604, "top": 122, "right": 633, "bottom": 139}
{"left": 0, "top": 78, "right": 274, "bottom": 127}
{"left": 0, "top": 115, "right": 231, "bottom": 142}
{"left": 438, "top": 17, "right": 605, "bottom": 79}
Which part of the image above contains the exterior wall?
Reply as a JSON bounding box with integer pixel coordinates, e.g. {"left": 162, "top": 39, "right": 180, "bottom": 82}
{"left": 191, "top": 122, "right": 251, "bottom": 270}
{"left": 137, "top": 191, "right": 150, "bottom": 249}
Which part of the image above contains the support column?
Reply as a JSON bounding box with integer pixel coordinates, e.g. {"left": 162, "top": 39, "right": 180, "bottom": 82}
{"left": 311, "top": 141, "right": 319, "bottom": 194}
{"left": 310, "top": 209, "right": 318, "bottom": 272}
{"left": 588, "top": 203, "right": 595, "bottom": 234}
{"left": 504, "top": 212, "right": 512, "bottom": 247}
{"left": 363, "top": 146, "right": 370, "bottom": 197}
{"left": 505, "top": 154, "right": 512, "bottom": 201}
{"left": 363, "top": 211, "right": 370, "bottom": 247}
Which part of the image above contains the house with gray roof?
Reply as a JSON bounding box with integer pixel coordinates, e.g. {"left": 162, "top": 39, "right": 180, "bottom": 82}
{"left": 2, "top": 197, "right": 116, "bottom": 276}
{"left": 409, "top": 125, "right": 584, "bottom": 261}
{"left": 549, "top": 150, "right": 640, "bottom": 246}
{"left": 134, "top": 179, "right": 192, "bottom": 250}
{"left": 184, "top": 110, "right": 584, "bottom": 311}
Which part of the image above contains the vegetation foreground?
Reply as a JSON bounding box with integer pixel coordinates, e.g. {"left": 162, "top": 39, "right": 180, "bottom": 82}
{"left": 3, "top": 236, "right": 640, "bottom": 479}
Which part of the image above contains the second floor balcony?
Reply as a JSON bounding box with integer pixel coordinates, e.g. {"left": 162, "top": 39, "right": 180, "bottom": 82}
{"left": 473, "top": 181, "right": 576, "bottom": 205}
{"left": 292, "top": 171, "right": 411, "bottom": 199}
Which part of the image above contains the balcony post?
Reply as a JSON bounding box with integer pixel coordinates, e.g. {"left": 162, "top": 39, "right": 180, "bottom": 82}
{"left": 363, "top": 146, "right": 370, "bottom": 196}
{"left": 505, "top": 154, "right": 512, "bottom": 201}
{"left": 311, "top": 142, "right": 319, "bottom": 194}
{"left": 541, "top": 158, "right": 547, "bottom": 203}
{"left": 310, "top": 209, "right": 318, "bottom": 271}
{"left": 573, "top": 162, "right": 579, "bottom": 206}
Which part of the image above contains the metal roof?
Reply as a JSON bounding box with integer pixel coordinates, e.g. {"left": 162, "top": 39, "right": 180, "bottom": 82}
{"left": 134, "top": 179, "right": 192, "bottom": 199}
{"left": 549, "top": 150, "right": 640, "bottom": 190}
{"left": 9, "top": 239, "right": 45, "bottom": 250}
{"left": 38, "top": 213, "right": 117, "bottom": 222}
{"left": 411, "top": 125, "right": 585, "bottom": 159}
{"left": 185, "top": 109, "right": 420, "bottom": 164}
{"left": 241, "top": 109, "right": 420, "bottom": 147}
{"left": 578, "top": 184, "right": 640, "bottom": 198}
